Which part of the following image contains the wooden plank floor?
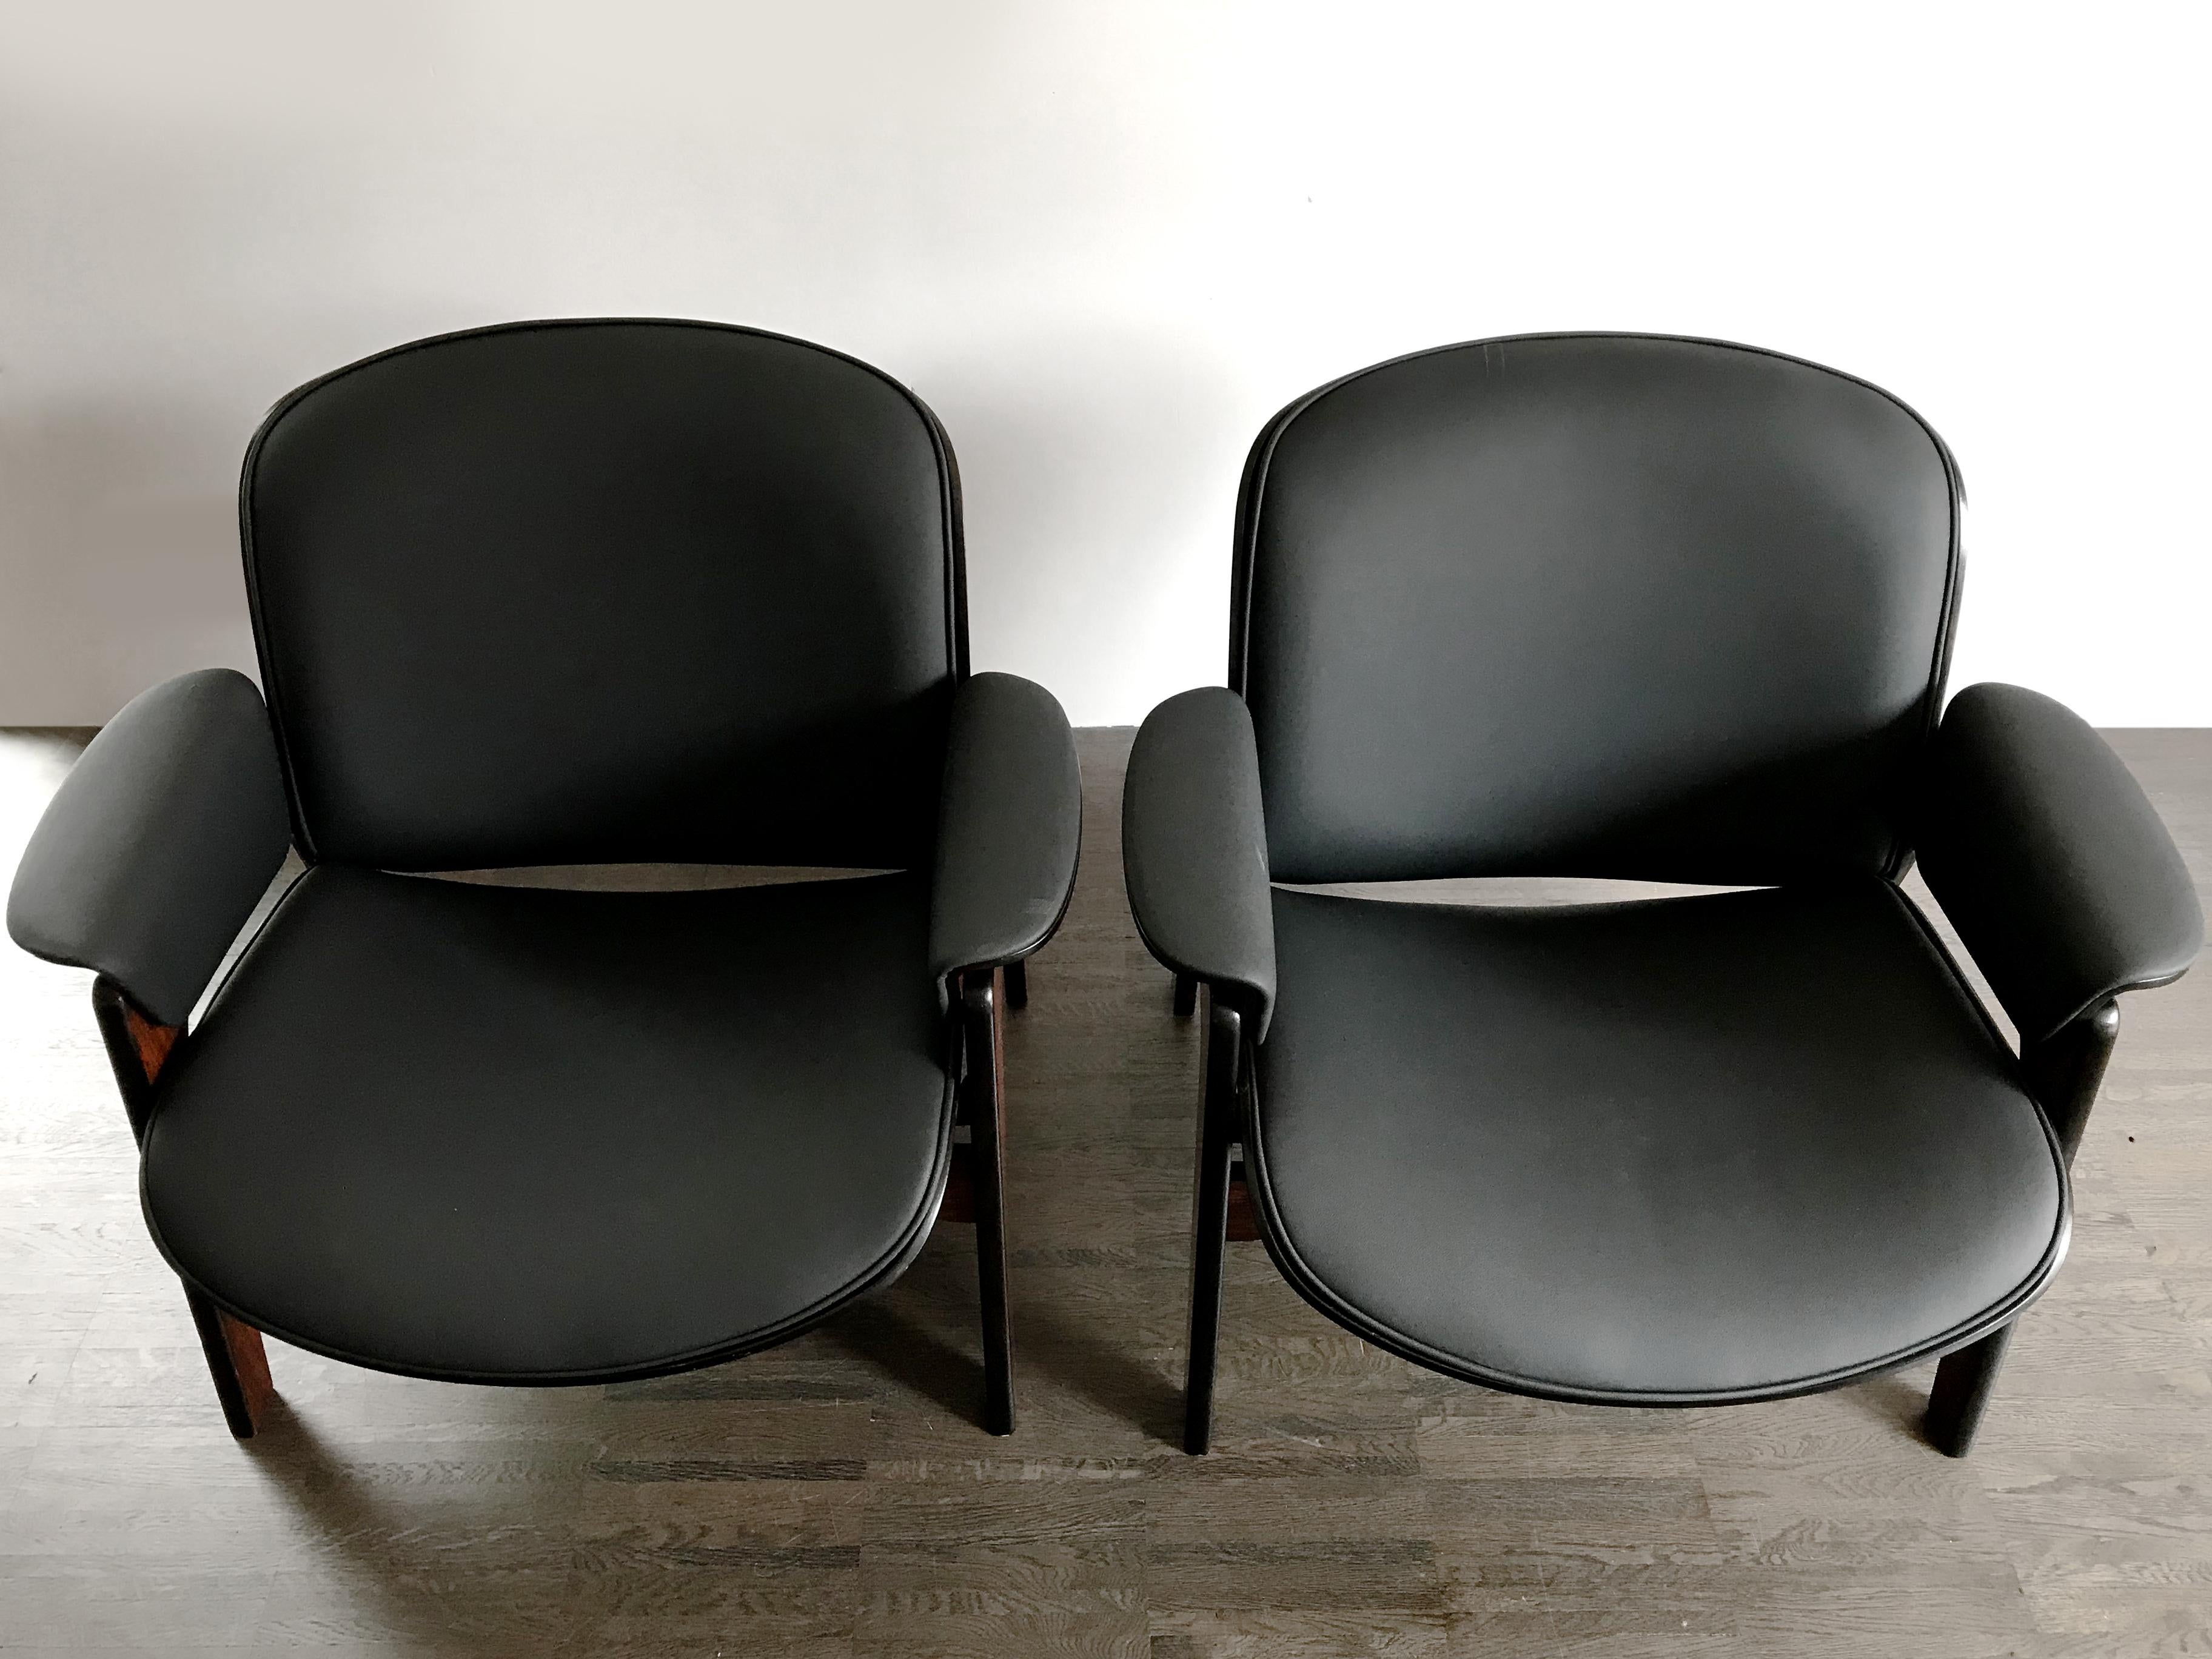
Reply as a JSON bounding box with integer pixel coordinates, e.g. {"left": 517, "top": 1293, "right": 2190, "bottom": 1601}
{"left": 1, "top": 725, "right": 2207, "bottom": 1657}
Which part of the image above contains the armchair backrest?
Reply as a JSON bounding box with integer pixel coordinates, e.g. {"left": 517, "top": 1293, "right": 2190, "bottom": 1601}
{"left": 1232, "top": 333, "right": 1961, "bottom": 885}
{"left": 243, "top": 320, "right": 964, "bottom": 870}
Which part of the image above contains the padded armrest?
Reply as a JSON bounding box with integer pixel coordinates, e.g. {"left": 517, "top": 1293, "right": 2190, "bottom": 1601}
{"left": 1122, "top": 687, "right": 1277, "bottom": 1039}
{"left": 8, "top": 669, "right": 293, "bottom": 1025}
{"left": 928, "top": 672, "right": 1081, "bottom": 988}
{"left": 1915, "top": 682, "right": 2202, "bottom": 1047}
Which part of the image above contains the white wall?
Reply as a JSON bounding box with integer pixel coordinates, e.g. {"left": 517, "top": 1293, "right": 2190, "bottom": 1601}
{"left": 4, "top": 1, "right": 2206, "bottom": 726}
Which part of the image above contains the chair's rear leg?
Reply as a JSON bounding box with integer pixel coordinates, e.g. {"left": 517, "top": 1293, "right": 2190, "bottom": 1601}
{"left": 1004, "top": 959, "right": 1028, "bottom": 1010}
{"left": 963, "top": 970, "right": 1016, "bottom": 1435}
{"left": 1925, "top": 999, "right": 2120, "bottom": 1458}
{"left": 1173, "top": 973, "right": 1198, "bottom": 1016}
{"left": 93, "top": 977, "right": 275, "bottom": 1439}
{"left": 1184, "top": 995, "right": 1241, "bottom": 1455}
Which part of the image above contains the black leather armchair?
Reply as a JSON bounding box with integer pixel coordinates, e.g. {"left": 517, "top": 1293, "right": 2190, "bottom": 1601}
{"left": 1126, "top": 333, "right": 2201, "bottom": 1456}
{"left": 8, "top": 319, "right": 1080, "bottom": 1439}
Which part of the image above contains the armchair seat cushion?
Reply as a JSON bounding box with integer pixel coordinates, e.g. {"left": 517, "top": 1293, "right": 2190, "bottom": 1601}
{"left": 141, "top": 867, "right": 953, "bottom": 1383}
{"left": 1247, "top": 881, "right": 2066, "bottom": 1403}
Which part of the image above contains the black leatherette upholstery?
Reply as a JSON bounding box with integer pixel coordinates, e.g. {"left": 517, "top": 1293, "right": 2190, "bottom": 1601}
{"left": 930, "top": 672, "right": 1083, "bottom": 991}
{"left": 1248, "top": 882, "right": 2065, "bottom": 1401}
{"left": 1234, "top": 334, "right": 1960, "bottom": 885}
{"left": 7, "top": 669, "right": 292, "bottom": 1025}
{"left": 144, "top": 869, "right": 951, "bottom": 1382}
{"left": 243, "top": 320, "right": 962, "bottom": 871}
{"left": 1121, "top": 687, "right": 1278, "bottom": 1036}
{"left": 1917, "top": 683, "right": 2204, "bottom": 1045}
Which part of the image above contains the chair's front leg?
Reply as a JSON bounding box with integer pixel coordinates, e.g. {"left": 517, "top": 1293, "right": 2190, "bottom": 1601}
{"left": 961, "top": 970, "right": 1015, "bottom": 1435}
{"left": 182, "top": 1285, "right": 276, "bottom": 1440}
{"left": 91, "top": 976, "right": 275, "bottom": 1440}
{"left": 1184, "top": 994, "right": 1241, "bottom": 1454}
{"left": 1925, "top": 1322, "right": 2016, "bottom": 1458}
{"left": 1925, "top": 998, "right": 2120, "bottom": 1457}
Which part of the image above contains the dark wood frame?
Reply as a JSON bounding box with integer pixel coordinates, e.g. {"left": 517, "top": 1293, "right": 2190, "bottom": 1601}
{"left": 960, "top": 967, "right": 1017, "bottom": 1435}
{"left": 1181, "top": 993, "right": 1241, "bottom": 1453}
{"left": 1924, "top": 997, "right": 2120, "bottom": 1455}
{"left": 92, "top": 976, "right": 275, "bottom": 1439}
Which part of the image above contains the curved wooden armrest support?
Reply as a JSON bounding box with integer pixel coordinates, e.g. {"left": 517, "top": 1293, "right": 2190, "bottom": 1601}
{"left": 91, "top": 976, "right": 275, "bottom": 1439}
{"left": 960, "top": 968, "right": 1016, "bottom": 1434}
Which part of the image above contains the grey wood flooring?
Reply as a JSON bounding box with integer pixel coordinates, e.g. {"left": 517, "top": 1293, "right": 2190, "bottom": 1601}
{"left": 1, "top": 725, "right": 2207, "bottom": 1657}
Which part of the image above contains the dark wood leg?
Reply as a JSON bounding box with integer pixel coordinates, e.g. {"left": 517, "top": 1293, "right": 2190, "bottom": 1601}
{"left": 1926, "top": 1323, "right": 2014, "bottom": 1458}
{"left": 962, "top": 969, "right": 1015, "bottom": 1435}
{"left": 183, "top": 1287, "right": 275, "bottom": 1440}
{"left": 1004, "top": 959, "right": 1028, "bottom": 1010}
{"left": 90, "top": 977, "right": 171, "bottom": 1143}
{"left": 1173, "top": 973, "right": 1198, "bottom": 1016}
{"left": 1922, "top": 999, "right": 2119, "bottom": 1456}
{"left": 1184, "top": 996, "right": 1241, "bottom": 1454}
{"left": 91, "top": 975, "right": 276, "bottom": 1439}
{"left": 1225, "top": 1156, "right": 1261, "bottom": 1242}
{"left": 937, "top": 1141, "right": 976, "bottom": 1224}
{"left": 2025, "top": 1000, "right": 2122, "bottom": 1165}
